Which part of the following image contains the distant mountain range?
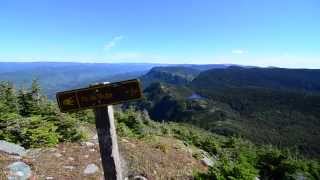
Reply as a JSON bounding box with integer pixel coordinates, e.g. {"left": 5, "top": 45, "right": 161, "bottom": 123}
{"left": 0, "top": 62, "right": 159, "bottom": 98}
{"left": 0, "top": 62, "right": 233, "bottom": 98}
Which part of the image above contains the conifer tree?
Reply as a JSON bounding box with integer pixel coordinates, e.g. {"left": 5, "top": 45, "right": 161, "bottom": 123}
{"left": 31, "top": 79, "right": 41, "bottom": 104}
{"left": 17, "top": 80, "right": 44, "bottom": 116}
{"left": 29, "top": 79, "right": 42, "bottom": 114}
{"left": 0, "top": 81, "right": 18, "bottom": 113}
{"left": 17, "top": 88, "right": 33, "bottom": 116}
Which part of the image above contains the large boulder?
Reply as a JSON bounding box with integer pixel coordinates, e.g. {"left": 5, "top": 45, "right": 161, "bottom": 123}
{"left": 0, "top": 140, "right": 26, "bottom": 156}
{"left": 6, "top": 161, "right": 32, "bottom": 180}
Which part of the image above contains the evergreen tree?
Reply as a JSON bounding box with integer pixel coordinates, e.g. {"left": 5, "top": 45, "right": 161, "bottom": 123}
{"left": 31, "top": 79, "right": 41, "bottom": 104}
{"left": 0, "top": 81, "right": 18, "bottom": 113}
{"left": 17, "top": 80, "right": 44, "bottom": 116}
{"left": 29, "top": 79, "right": 42, "bottom": 114}
{"left": 17, "top": 88, "right": 33, "bottom": 117}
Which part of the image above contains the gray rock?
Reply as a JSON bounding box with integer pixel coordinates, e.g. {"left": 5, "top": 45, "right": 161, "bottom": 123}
{"left": 80, "top": 141, "right": 95, "bottom": 147}
{"left": 133, "top": 175, "right": 148, "bottom": 180}
{"left": 6, "top": 161, "right": 32, "bottom": 180}
{"left": 201, "top": 156, "right": 214, "bottom": 167}
{"left": 83, "top": 163, "right": 99, "bottom": 175}
{"left": 198, "top": 149, "right": 216, "bottom": 167}
{"left": 0, "top": 140, "right": 26, "bottom": 156}
{"left": 45, "top": 177, "right": 54, "bottom": 180}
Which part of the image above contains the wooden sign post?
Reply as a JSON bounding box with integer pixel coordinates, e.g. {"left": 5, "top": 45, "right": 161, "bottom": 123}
{"left": 56, "top": 79, "right": 143, "bottom": 180}
{"left": 94, "top": 105, "right": 121, "bottom": 180}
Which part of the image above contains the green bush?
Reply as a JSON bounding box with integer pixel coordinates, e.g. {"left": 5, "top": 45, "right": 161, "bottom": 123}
{"left": 307, "top": 161, "right": 320, "bottom": 180}
{"left": 116, "top": 122, "right": 134, "bottom": 137}
{"left": 70, "top": 110, "right": 95, "bottom": 123}
{"left": 0, "top": 114, "right": 85, "bottom": 148}
{"left": 195, "top": 153, "right": 258, "bottom": 180}
{"left": 195, "top": 137, "right": 220, "bottom": 155}
{"left": 115, "top": 109, "right": 149, "bottom": 137}
{"left": 0, "top": 81, "right": 85, "bottom": 148}
{"left": 257, "top": 148, "right": 320, "bottom": 180}
{"left": 46, "top": 114, "right": 85, "bottom": 142}
{"left": 21, "top": 116, "right": 59, "bottom": 148}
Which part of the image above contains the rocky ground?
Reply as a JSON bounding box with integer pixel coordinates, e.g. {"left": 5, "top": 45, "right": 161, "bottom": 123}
{"left": 0, "top": 134, "right": 209, "bottom": 180}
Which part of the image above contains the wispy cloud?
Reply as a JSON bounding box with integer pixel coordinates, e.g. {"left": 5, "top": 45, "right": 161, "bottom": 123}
{"left": 232, "top": 49, "right": 248, "bottom": 54}
{"left": 104, "top": 35, "right": 124, "bottom": 51}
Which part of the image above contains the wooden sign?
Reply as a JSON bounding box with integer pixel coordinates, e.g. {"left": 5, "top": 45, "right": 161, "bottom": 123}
{"left": 56, "top": 79, "right": 142, "bottom": 112}
{"left": 56, "top": 79, "right": 143, "bottom": 180}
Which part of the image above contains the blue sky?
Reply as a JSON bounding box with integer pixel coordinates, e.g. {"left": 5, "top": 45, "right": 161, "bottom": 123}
{"left": 0, "top": 0, "right": 319, "bottom": 68}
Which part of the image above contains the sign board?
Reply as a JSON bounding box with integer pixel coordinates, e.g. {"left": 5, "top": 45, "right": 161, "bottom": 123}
{"left": 56, "top": 79, "right": 142, "bottom": 112}
{"left": 56, "top": 79, "right": 143, "bottom": 179}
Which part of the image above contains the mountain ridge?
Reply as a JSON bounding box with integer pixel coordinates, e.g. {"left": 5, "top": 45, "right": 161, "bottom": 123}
{"left": 137, "top": 66, "right": 320, "bottom": 158}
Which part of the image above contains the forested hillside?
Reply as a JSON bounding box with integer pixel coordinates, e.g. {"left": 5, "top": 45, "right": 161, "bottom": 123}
{"left": 137, "top": 66, "right": 320, "bottom": 159}
{"left": 192, "top": 66, "right": 320, "bottom": 93}
{"left": 140, "top": 64, "right": 237, "bottom": 88}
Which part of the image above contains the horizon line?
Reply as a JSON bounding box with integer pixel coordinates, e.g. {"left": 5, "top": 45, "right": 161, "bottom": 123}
{"left": 1, "top": 61, "right": 320, "bottom": 70}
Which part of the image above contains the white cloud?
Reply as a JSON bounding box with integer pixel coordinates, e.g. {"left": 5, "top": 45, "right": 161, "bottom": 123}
{"left": 104, "top": 35, "right": 124, "bottom": 51}
{"left": 232, "top": 49, "right": 248, "bottom": 54}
